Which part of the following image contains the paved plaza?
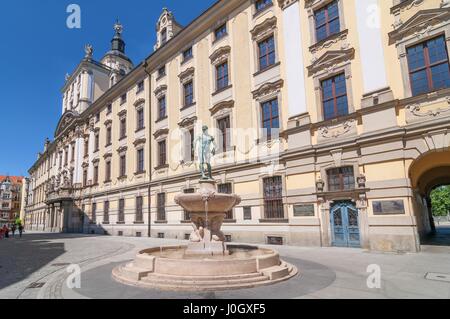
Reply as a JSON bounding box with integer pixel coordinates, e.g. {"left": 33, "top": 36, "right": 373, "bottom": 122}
{"left": 1, "top": 228, "right": 450, "bottom": 299}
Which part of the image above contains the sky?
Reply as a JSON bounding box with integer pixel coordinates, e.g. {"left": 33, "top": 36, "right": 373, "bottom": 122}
{"left": 0, "top": 0, "right": 217, "bottom": 177}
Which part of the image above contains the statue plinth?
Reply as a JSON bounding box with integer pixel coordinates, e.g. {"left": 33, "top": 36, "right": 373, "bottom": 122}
{"left": 174, "top": 180, "right": 241, "bottom": 256}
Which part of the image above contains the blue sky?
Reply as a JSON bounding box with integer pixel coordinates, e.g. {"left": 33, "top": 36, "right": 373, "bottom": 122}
{"left": 0, "top": 0, "right": 216, "bottom": 177}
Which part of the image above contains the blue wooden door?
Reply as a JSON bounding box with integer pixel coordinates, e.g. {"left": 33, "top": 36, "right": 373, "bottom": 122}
{"left": 330, "top": 202, "right": 360, "bottom": 247}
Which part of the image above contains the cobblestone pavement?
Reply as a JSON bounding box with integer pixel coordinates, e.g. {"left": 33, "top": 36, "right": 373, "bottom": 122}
{"left": 1, "top": 231, "right": 449, "bottom": 299}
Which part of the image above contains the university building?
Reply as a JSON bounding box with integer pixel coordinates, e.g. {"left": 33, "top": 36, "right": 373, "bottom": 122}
{"left": 24, "top": 0, "right": 450, "bottom": 252}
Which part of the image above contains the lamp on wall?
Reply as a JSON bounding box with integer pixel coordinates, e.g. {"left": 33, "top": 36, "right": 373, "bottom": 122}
{"left": 316, "top": 179, "right": 325, "bottom": 192}
{"left": 357, "top": 175, "right": 366, "bottom": 189}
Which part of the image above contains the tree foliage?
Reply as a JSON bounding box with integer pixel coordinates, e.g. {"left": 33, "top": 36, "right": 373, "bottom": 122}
{"left": 431, "top": 186, "right": 450, "bottom": 217}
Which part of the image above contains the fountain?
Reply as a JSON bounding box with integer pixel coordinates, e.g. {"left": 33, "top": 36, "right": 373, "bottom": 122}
{"left": 112, "top": 126, "right": 297, "bottom": 291}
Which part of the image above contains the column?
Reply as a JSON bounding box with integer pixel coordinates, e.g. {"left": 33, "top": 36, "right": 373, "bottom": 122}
{"left": 355, "top": 0, "right": 388, "bottom": 94}
{"left": 88, "top": 119, "right": 95, "bottom": 183}
{"left": 280, "top": 0, "right": 308, "bottom": 117}
{"left": 73, "top": 127, "right": 84, "bottom": 185}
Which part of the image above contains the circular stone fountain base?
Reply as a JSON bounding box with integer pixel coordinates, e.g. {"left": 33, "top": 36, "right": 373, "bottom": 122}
{"left": 112, "top": 245, "right": 298, "bottom": 291}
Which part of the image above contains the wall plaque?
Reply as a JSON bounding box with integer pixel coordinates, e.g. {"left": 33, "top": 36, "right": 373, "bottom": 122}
{"left": 293, "top": 204, "right": 315, "bottom": 217}
{"left": 372, "top": 200, "right": 405, "bottom": 215}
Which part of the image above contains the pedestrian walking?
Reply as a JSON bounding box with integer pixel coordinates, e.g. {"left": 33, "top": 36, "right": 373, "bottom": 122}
{"left": 3, "top": 225, "right": 9, "bottom": 239}
{"left": 0, "top": 227, "right": 4, "bottom": 240}
{"left": 11, "top": 224, "right": 16, "bottom": 237}
{"left": 18, "top": 224, "right": 23, "bottom": 238}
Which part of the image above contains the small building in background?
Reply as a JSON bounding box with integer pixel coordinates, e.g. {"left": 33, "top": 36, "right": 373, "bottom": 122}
{"left": 0, "top": 176, "right": 23, "bottom": 226}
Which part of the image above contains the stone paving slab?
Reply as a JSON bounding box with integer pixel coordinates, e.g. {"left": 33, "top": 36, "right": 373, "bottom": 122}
{"left": 1, "top": 232, "right": 450, "bottom": 299}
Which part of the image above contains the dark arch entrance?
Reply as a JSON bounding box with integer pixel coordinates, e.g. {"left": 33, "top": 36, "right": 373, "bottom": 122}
{"left": 409, "top": 151, "right": 450, "bottom": 246}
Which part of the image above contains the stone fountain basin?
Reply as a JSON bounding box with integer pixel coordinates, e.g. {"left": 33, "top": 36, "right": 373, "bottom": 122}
{"left": 112, "top": 244, "right": 298, "bottom": 291}
{"left": 174, "top": 193, "right": 241, "bottom": 213}
{"left": 135, "top": 245, "right": 280, "bottom": 277}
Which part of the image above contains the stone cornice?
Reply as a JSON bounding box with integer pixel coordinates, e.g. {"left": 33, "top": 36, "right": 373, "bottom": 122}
{"left": 277, "top": 0, "right": 299, "bottom": 10}
{"left": 210, "top": 100, "right": 235, "bottom": 116}
{"left": 153, "top": 128, "right": 169, "bottom": 139}
{"left": 250, "top": 16, "right": 277, "bottom": 41}
{"left": 178, "top": 67, "right": 195, "bottom": 82}
{"left": 117, "top": 109, "right": 127, "bottom": 118}
{"left": 209, "top": 46, "right": 231, "bottom": 65}
{"left": 178, "top": 116, "right": 197, "bottom": 128}
{"left": 388, "top": 8, "right": 450, "bottom": 44}
{"left": 103, "top": 152, "right": 113, "bottom": 159}
{"left": 154, "top": 84, "right": 168, "bottom": 97}
{"left": 307, "top": 48, "right": 355, "bottom": 76}
{"left": 252, "top": 79, "right": 284, "bottom": 100}
{"left": 133, "top": 98, "right": 145, "bottom": 107}
{"left": 133, "top": 138, "right": 147, "bottom": 147}
{"left": 117, "top": 146, "right": 128, "bottom": 154}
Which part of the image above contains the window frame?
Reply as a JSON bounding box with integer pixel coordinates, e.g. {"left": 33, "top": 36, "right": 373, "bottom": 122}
{"left": 158, "top": 140, "right": 167, "bottom": 167}
{"left": 320, "top": 72, "right": 349, "bottom": 121}
{"left": 183, "top": 80, "right": 194, "bottom": 107}
{"left": 260, "top": 98, "right": 280, "bottom": 141}
{"left": 406, "top": 35, "right": 450, "bottom": 97}
{"left": 214, "top": 23, "right": 228, "bottom": 42}
{"left": 216, "top": 61, "right": 229, "bottom": 91}
{"left": 313, "top": 0, "right": 341, "bottom": 43}
{"left": 157, "top": 193, "right": 166, "bottom": 221}
{"left": 119, "top": 154, "right": 126, "bottom": 178}
{"left": 157, "top": 95, "right": 167, "bottom": 120}
{"left": 257, "top": 35, "right": 276, "bottom": 71}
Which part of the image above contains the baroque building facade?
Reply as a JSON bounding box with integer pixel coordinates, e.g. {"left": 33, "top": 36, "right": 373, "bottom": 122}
{"left": 0, "top": 176, "right": 23, "bottom": 226}
{"left": 24, "top": 0, "right": 450, "bottom": 252}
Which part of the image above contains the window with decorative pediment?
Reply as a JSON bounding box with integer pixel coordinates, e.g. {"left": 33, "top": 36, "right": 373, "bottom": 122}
{"left": 251, "top": 17, "right": 279, "bottom": 73}
{"left": 210, "top": 46, "right": 231, "bottom": 93}
{"left": 389, "top": 8, "right": 450, "bottom": 98}
{"left": 306, "top": 0, "right": 346, "bottom": 46}
{"left": 307, "top": 49, "right": 355, "bottom": 122}
{"left": 407, "top": 35, "right": 450, "bottom": 96}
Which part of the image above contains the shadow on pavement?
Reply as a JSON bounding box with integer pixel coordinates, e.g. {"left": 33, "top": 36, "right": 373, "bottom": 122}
{"left": 422, "top": 225, "right": 450, "bottom": 246}
{"left": 0, "top": 232, "right": 104, "bottom": 290}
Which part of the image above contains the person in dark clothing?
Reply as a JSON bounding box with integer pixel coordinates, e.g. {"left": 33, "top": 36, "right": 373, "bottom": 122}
{"left": 3, "top": 225, "right": 9, "bottom": 238}
{"left": 18, "top": 224, "right": 24, "bottom": 238}
{"left": 11, "top": 225, "right": 16, "bottom": 237}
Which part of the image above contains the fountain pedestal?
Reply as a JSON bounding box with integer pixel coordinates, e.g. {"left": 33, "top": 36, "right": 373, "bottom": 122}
{"left": 175, "top": 180, "right": 239, "bottom": 256}
{"left": 112, "top": 179, "right": 298, "bottom": 291}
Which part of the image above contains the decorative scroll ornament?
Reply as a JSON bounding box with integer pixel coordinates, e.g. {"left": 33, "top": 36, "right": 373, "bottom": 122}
{"left": 406, "top": 98, "right": 450, "bottom": 117}
{"left": 319, "top": 119, "right": 355, "bottom": 139}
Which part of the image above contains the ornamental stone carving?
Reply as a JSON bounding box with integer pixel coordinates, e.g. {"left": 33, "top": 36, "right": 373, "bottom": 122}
{"left": 133, "top": 98, "right": 145, "bottom": 107}
{"left": 307, "top": 49, "right": 355, "bottom": 76}
{"left": 209, "top": 100, "right": 234, "bottom": 117}
{"left": 209, "top": 46, "right": 231, "bottom": 66}
{"left": 178, "top": 67, "right": 195, "bottom": 84}
{"left": 154, "top": 85, "right": 168, "bottom": 98}
{"left": 277, "top": 0, "right": 298, "bottom": 10}
{"left": 178, "top": 116, "right": 197, "bottom": 128}
{"left": 309, "top": 30, "right": 348, "bottom": 54}
{"left": 388, "top": 8, "right": 450, "bottom": 44}
{"left": 250, "top": 16, "right": 277, "bottom": 42}
{"left": 318, "top": 119, "right": 356, "bottom": 140}
{"left": 406, "top": 96, "right": 450, "bottom": 120}
{"left": 153, "top": 128, "right": 169, "bottom": 139}
{"left": 252, "top": 79, "right": 284, "bottom": 100}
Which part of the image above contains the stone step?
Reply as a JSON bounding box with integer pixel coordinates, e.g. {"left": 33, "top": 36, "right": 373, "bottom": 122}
{"left": 142, "top": 272, "right": 264, "bottom": 282}
{"left": 119, "top": 263, "right": 153, "bottom": 281}
{"left": 143, "top": 274, "right": 270, "bottom": 286}
{"left": 260, "top": 265, "right": 290, "bottom": 281}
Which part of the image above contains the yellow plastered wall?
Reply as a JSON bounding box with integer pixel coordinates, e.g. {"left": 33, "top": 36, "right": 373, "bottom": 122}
{"left": 364, "top": 161, "right": 406, "bottom": 182}
{"left": 286, "top": 173, "right": 316, "bottom": 190}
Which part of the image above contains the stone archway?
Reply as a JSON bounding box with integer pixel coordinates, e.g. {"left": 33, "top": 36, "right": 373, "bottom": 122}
{"left": 409, "top": 150, "right": 450, "bottom": 244}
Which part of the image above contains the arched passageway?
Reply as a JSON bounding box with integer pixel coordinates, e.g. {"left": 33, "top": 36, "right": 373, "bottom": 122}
{"left": 409, "top": 151, "right": 450, "bottom": 245}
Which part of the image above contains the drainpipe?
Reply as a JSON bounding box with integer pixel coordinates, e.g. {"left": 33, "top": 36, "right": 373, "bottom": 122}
{"left": 143, "top": 61, "right": 152, "bottom": 238}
